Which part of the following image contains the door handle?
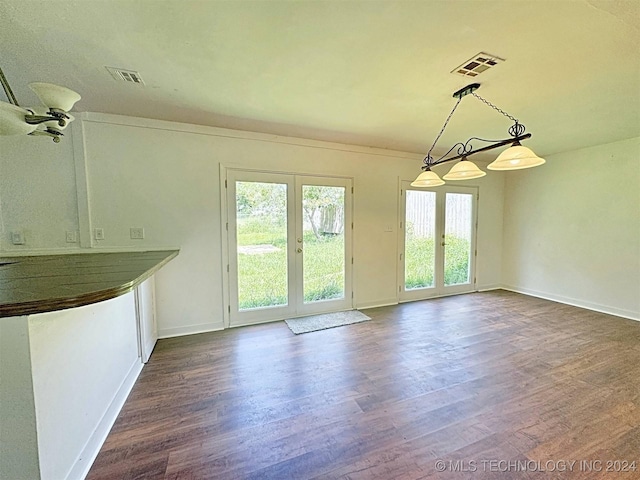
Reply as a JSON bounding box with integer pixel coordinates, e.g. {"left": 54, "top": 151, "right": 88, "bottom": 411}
{"left": 297, "top": 248, "right": 303, "bottom": 253}
{"left": 441, "top": 242, "right": 446, "bottom": 246}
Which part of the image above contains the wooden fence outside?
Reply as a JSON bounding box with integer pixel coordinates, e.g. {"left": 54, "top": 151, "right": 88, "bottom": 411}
{"left": 406, "top": 191, "right": 472, "bottom": 239}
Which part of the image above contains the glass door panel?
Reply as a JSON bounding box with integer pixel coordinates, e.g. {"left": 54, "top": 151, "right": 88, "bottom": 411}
{"left": 301, "top": 185, "right": 346, "bottom": 303}
{"left": 404, "top": 190, "right": 436, "bottom": 291}
{"left": 296, "top": 176, "right": 352, "bottom": 316}
{"left": 236, "top": 181, "right": 289, "bottom": 310}
{"left": 444, "top": 193, "right": 473, "bottom": 287}
{"left": 227, "top": 170, "right": 296, "bottom": 327}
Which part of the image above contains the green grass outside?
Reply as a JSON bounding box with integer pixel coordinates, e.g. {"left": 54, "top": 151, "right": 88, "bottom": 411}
{"left": 404, "top": 235, "right": 471, "bottom": 289}
{"left": 237, "top": 218, "right": 345, "bottom": 309}
{"left": 237, "top": 218, "right": 470, "bottom": 309}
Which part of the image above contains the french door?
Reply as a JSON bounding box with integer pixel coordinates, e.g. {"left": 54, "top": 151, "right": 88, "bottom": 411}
{"left": 225, "top": 170, "right": 353, "bottom": 327}
{"left": 399, "top": 182, "right": 478, "bottom": 302}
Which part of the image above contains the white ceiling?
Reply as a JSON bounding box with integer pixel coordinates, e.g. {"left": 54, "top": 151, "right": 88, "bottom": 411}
{"left": 1, "top": 0, "right": 639, "bottom": 159}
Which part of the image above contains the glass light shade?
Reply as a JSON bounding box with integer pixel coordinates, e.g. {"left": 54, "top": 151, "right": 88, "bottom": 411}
{"left": 410, "top": 170, "right": 445, "bottom": 187}
{"left": 487, "top": 145, "right": 545, "bottom": 170}
{"left": 29, "top": 82, "right": 81, "bottom": 112}
{"left": 0, "top": 101, "right": 38, "bottom": 135}
{"left": 442, "top": 160, "right": 486, "bottom": 180}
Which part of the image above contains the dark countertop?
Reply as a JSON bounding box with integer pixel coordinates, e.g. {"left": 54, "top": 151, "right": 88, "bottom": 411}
{"left": 0, "top": 250, "right": 179, "bottom": 317}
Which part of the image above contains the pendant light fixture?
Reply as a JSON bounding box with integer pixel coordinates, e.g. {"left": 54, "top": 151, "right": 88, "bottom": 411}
{"left": 487, "top": 142, "right": 545, "bottom": 170}
{"left": 411, "top": 83, "right": 544, "bottom": 187}
{"left": 411, "top": 168, "right": 446, "bottom": 187}
{"left": 0, "top": 65, "right": 80, "bottom": 143}
{"left": 442, "top": 157, "right": 486, "bottom": 180}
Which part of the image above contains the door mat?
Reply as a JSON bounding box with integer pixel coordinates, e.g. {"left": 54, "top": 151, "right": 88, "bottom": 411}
{"left": 284, "top": 310, "right": 371, "bottom": 335}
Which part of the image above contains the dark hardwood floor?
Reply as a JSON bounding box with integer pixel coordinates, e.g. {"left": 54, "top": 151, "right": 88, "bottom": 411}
{"left": 87, "top": 291, "right": 640, "bottom": 479}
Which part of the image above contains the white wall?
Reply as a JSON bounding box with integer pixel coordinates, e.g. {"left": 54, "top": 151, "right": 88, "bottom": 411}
{"left": 502, "top": 136, "right": 640, "bottom": 320}
{"left": 0, "top": 131, "right": 80, "bottom": 252}
{"left": 28, "top": 291, "right": 141, "bottom": 480}
{"left": 75, "top": 113, "right": 504, "bottom": 336}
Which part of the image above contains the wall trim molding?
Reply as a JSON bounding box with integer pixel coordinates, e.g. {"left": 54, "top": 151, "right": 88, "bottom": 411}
{"left": 79, "top": 112, "right": 421, "bottom": 162}
{"left": 356, "top": 299, "right": 399, "bottom": 310}
{"left": 65, "top": 358, "right": 143, "bottom": 480}
{"left": 71, "top": 119, "right": 93, "bottom": 248}
{"left": 501, "top": 285, "right": 639, "bottom": 322}
{"left": 477, "top": 284, "right": 501, "bottom": 292}
{"left": 158, "top": 323, "right": 224, "bottom": 339}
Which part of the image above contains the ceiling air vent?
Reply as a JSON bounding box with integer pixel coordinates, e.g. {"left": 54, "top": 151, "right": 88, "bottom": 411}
{"left": 451, "top": 52, "right": 504, "bottom": 78}
{"left": 105, "top": 67, "right": 145, "bottom": 85}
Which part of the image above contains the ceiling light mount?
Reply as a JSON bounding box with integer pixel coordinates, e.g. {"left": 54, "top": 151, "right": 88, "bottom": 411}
{"left": 411, "top": 83, "right": 544, "bottom": 187}
{"left": 0, "top": 66, "right": 80, "bottom": 143}
{"left": 452, "top": 83, "right": 481, "bottom": 99}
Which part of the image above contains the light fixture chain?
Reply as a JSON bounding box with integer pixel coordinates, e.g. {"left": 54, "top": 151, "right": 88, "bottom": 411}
{"left": 425, "top": 96, "right": 463, "bottom": 164}
{"left": 471, "top": 92, "right": 518, "bottom": 123}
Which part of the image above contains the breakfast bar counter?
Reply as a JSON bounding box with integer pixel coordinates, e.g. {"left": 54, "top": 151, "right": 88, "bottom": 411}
{"left": 0, "top": 249, "right": 179, "bottom": 317}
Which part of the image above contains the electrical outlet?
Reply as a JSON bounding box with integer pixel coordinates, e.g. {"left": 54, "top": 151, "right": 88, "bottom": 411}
{"left": 11, "top": 231, "right": 26, "bottom": 245}
{"left": 94, "top": 228, "right": 104, "bottom": 240}
{"left": 65, "top": 231, "right": 78, "bottom": 243}
{"left": 130, "top": 227, "right": 145, "bottom": 240}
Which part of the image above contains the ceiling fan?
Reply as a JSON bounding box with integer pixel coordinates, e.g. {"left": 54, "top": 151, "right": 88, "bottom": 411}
{"left": 0, "top": 65, "right": 81, "bottom": 143}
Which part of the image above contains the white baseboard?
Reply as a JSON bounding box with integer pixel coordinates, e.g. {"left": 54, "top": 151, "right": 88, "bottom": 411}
{"left": 158, "top": 323, "right": 224, "bottom": 339}
{"left": 477, "top": 284, "right": 501, "bottom": 292}
{"left": 356, "top": 298, "right": 399, "bottom": 310}
{"left": 501, "top": 285, "right": 640, "bottom": 322}
{"left": 66, "top": 358, "right": 144, "bottom": 480}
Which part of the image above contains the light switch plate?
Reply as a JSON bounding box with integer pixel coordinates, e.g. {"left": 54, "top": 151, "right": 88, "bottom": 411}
{"left": 94, "top": 228, "right": 104, "bottom": 240}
